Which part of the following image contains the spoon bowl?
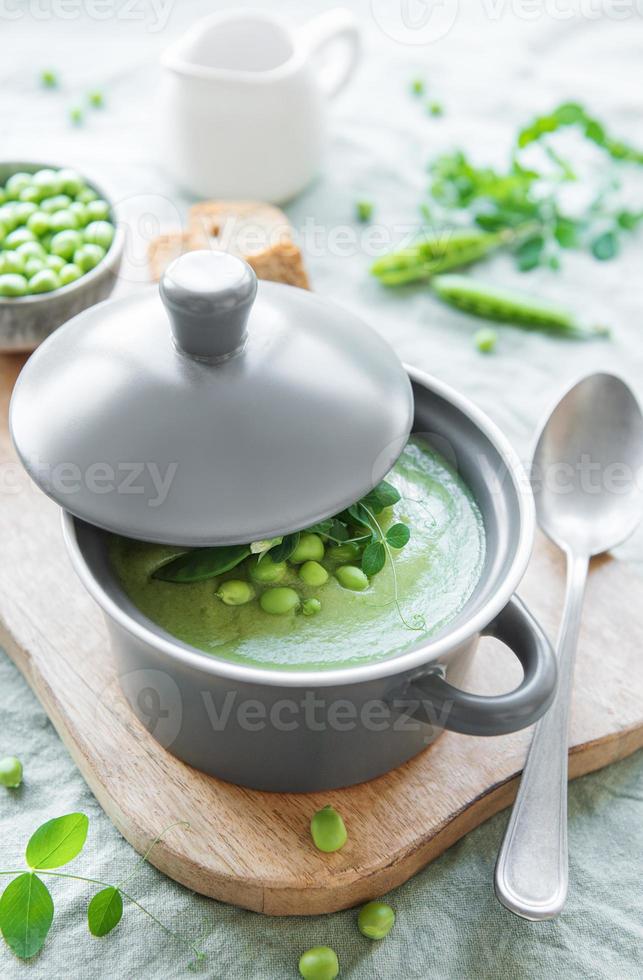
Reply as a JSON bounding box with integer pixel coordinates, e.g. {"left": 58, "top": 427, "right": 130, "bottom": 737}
{"left": 532, "top": 373, "right": 643, "bottom": 556}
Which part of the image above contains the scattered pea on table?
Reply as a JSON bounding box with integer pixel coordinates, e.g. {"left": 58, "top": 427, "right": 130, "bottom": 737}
{"left": 357, "top": 901, "right": 396, "bottom": 939}
{"left": 0, "top": 756, "right": 23, "bottom": 788}
{"left": 298, "top": 946, "right": 340, "bottom": 980}
{"left": 310, "top": 805, "right": 347, "bottom": 853}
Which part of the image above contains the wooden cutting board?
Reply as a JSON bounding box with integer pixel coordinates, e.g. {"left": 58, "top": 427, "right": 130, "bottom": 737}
{"left": 0, "top": 351, "right": 641, "bottom": 916}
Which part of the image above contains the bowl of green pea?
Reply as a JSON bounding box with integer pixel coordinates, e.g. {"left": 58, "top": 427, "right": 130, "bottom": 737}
{"left": 0, "top": 162, "right": 123, "bottom": 351}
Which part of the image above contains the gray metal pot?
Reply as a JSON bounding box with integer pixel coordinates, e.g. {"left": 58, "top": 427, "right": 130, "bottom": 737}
{"left": 61, "top": 367, "right": 557, "bottom": 792}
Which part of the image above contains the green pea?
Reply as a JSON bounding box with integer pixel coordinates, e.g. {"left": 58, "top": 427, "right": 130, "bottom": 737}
{"left": 24, "top": 257, "right": 46, "bottom": 278}
{"left": 474, "top": 327, "right": 498, "bottom": 353}
{"left": 0, "top": 205, "right": 18, "bottom": 231}
{"left": 290, "top": 533, "right": 324, "bottom": 564}
{"left": 69, "top": 201, "right": 88, "bottom": 226}
{"left": 302, "top": 597, "right": 322, "bottom": 617}
{"left": 85, "top": 198, "right": 110, "bottom": 221}
{"left": 299, "top": 561, "right": 329, "bottom": 587}
{"left": 41, "top": 194, "right": 72, "bottom": 214}
{"left": 4, "top": 172, "right": 32, "bottom": 200}
{"left": 216, "top": 580, "right": 255, "bottom": 606}
{"left": 357, "top": 901, "right": 396, "bottom": 940}
{"left": 84, "top": 219, "right": 114, "bottom": 250}
{"left": 12, "top": 201, "right": 37, "bottom": 224}
{"left": 58, "top": 168, "right": 84, "bottom": 197}
{"left": 248, "top": 555, "right": 287, "bottom": 584}
{"left": 4, "top": 228, "right": 36, "bottom": 250}
{"left": 0, "top": 251, "right": 25, "bottom": 274}
{"left": 46, "top": 254, "right": 66, "bottom": 273}
{"left": 310, "top": 805, "right": 347, "bottom": 853}
{"left": 0, "top": 274, "right": 28, "bottom": 297}
{"left": 58, "top": 262, "right": 82, "bottom": 285}
{"left": 335, "top": 565, "right": 369, "bottom": 592}
{"left": 327, "top": 542, "right": 362, "bottom": 562}
{"left": 298, "top": 947, "right": 339, "bottom": 980}
{"left": 77, "top": 187, "right": 98, "bottom": 204}
{"left": 32, "top": 169, "right": 61, "bottom": 199}
{"left": 74, "top": 243, "right": 105, "bottom": 272}
{"left": 0, "top": 756, "right": 23, "bottom": 788}
{"left": 88, "top": 89, "right": 104, "bottom": 108}
{"left": 50, "top": 229, "right": 83, "bottom": 260}
{"left": 29, "top": 268, "right": 60, "bottom": 294}
{"left": 49, "top": 209, "right": 79, "bottom": 233}
{"left": 69, "top": 106, "right": 84, "bottom": 126}
{"left": 27, "top": 210, "right": 51, "bottom": 237}
{"left": 259, "top": 587, "right": 300, "bottom": 615}
{"left": 18, "top": 185, "right": 42, "bottom": 205}
{"left": 17, "top": 240, "right": 46, "bottom": 260}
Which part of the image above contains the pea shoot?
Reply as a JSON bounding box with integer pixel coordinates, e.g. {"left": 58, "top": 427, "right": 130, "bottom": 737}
{"left": 0, "top": 814, "right": 205, "bottom": 964}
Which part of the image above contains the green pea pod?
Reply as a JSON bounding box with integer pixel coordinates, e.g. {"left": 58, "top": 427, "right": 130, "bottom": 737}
{"left": 431, "top": 274, "right": 610, "bottom": 338}
{"left": 371, "top": 228, "right": 511, "bottom": 286}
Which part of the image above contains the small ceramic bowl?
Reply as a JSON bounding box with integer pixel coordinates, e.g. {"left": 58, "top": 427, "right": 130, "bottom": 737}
{"left": 0, "top": 162, "right": 124, "bottom": 352}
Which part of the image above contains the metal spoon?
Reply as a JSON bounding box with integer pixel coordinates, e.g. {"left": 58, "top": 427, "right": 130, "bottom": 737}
{"left": 494, "top": 373, "right": 643, "bottom": 920}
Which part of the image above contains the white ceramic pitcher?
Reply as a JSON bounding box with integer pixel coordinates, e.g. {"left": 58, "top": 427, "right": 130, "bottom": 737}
{"left": 160, "top": 8, "right": 360, "bottom": 203}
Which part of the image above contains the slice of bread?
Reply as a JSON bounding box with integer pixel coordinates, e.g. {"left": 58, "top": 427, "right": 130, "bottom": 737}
{"left": 148, "top": 201, "right": 309, "bottom": 289}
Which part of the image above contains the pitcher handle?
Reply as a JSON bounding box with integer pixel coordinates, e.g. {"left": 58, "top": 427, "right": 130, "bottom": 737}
{"left": 300, "top": 8, "right": 360, "bottom": 99}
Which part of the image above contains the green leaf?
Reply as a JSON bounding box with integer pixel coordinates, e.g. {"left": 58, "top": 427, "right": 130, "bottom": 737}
{"left": 554, "top": 217, "right": 578, "bottom": 249}
{"left": 152, "top": 545, "right": 250, "bottom": 583}
{"left": 591, "top": 230, "right": 619, "bottom": 261}
{"left": 617, "top": 210, "right": 642, "bottom": 231}
{"left": 360, "top": 480, "right": 401, "bottom": 512}
{"left": 26, "top": 813, "right": 89, "bottom": 870}
{"left": 250, "top": 537, "right": 282, "bottom": 556}
{"left": 386, "top": 523, "right": 411, "bottom": 549}
{"left": 87, "top": 887, "right": 123, "bottom": 938}
{"left": 305, "top": 520, "right": 333, "bottom": 536}
{"left": 268, "top": 533, "right": 300, "bottom": 562}
{"left": 361, "top": 540, "right": 386, "bottom": 577}
{"left": 515, "top": 234, "right": 545, "bottom": 271}
{"left": 0, "top": 873, "right": 54, "bottom": 959}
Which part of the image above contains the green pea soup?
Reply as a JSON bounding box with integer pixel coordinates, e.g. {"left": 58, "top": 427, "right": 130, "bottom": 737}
{"left": 109, "top": 437, "right": 485, "bottom": 670}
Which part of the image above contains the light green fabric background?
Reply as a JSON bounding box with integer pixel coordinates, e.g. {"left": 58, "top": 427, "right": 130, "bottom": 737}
{"left": 1, "top": 653, "right": 641, "bottom": 978}
{"left": 1, "top": 0, "right": 643, "bottom": 976}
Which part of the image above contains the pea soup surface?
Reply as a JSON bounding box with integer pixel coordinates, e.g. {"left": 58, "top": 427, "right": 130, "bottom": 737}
{"left": 109, "top": 438, "right": 485, "bottom": 670}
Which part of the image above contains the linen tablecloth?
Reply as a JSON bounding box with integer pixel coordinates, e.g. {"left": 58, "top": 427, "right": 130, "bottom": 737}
{"left": 0, "top": 1, "right": 642, "bottom": 976}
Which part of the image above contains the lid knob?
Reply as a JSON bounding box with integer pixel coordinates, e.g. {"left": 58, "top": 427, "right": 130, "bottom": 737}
{"left": 160, "top": 250, "right": 257, "bottom": 359}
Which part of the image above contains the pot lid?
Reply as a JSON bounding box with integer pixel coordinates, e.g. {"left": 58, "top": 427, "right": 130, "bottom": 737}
{"left": 10, "top": 251, "right": 414, "bottom": 546}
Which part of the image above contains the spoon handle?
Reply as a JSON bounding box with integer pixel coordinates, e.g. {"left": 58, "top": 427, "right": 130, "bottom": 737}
{"left": 494, "top": 551, "right": 589, "bottom": 920}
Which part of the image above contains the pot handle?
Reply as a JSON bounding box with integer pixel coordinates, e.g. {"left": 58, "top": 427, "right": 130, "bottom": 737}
{"left": 410, "top": 596, "right": 557, "bottom": 736}
{"left": 300, "top": 8, "right": 360, "bottom": 99}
